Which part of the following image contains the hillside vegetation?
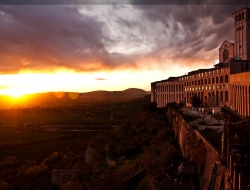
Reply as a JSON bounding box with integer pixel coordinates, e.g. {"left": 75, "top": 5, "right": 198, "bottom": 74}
{"left": 0, "top": 108, "right": 181, "bottom": 190}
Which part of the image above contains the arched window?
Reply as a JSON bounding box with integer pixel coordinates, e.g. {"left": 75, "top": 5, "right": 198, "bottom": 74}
{"left": 216, "top": 77, "right": 219, "bottom": 83}
{"left": 208, "top": 78, "right": 211, "bottom": 84}
{"left": 225, "top": 91, "right": 228, "bottom": 101}
{"left": 220, "top": 91, "right": 223, "bottom": 101}
{"left": 220, "top": 76, "right": 223, "bottom": 83}
{"left": 223, "top": 49, "right": 229, "bottom": 61}
{"left": 225, "top": 75, "right": 228, "bottom": 82}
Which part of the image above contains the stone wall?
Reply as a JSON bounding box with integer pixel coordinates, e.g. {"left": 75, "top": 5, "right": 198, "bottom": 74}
{"left": 168, "top": 109, "right": 231, "bottom": 190}
{"left": 52, "top": 170, "right": 78, "bottom": 186}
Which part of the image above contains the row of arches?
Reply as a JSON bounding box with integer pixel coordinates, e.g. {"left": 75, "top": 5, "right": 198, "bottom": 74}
{"left": 186, "top": 75, "right": 228, "bottom": 86}
{"left": 156, "top": 75, "right": 229, "bottom": 93}
{"left": 156, "top": 93, "right": 184, "bottom": 107}
{"left": 186, "top": 91, "right": 228, "bottom": 106}
{"left": 155, "top": 90, "right": 229, "bottom": 107}
{"left": 156, "top": 83, "right": 184, "bottom": 93}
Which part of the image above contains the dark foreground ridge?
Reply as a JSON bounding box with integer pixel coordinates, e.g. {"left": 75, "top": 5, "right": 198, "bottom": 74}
{"left": 0, "top": 108, "right": 187, "bottom": 190}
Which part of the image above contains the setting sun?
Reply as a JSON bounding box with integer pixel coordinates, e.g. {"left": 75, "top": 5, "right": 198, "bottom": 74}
{"left": 5, "top": 86, "right": 27, "bottom": 98}
{"left": 0, "top": 70, "right": 160, "bottom": 96}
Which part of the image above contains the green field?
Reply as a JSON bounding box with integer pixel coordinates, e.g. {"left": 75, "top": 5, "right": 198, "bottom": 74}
{"left": 0, "top": 95, "right": 150, "bottom": 125}
{"left": 0, "top": 126, "right": 103, "bottom": 162}
{"left": 0, "top": 95, "right": 151, "bottom": 163}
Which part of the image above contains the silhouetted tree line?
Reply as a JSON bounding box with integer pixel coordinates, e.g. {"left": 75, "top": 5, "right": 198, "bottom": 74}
{"left": 143, "top": 101, "right": 157, "bottom": 112}
{"left": 191, "top": 95, "right": 201, "bottom": 108}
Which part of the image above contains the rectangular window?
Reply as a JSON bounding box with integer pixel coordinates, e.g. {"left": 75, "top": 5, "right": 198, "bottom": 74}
{"left": 242, "top": 12, "right": 244, "bottom": 20}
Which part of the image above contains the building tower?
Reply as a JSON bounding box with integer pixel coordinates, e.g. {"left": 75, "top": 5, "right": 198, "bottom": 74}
{"left": 234, "top": 7, "right": 250, "bottom": 60}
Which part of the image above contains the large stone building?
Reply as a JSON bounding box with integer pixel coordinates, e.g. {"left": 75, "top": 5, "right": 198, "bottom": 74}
{"left": 151, "top": 7, "right": 250, "bottom": 117}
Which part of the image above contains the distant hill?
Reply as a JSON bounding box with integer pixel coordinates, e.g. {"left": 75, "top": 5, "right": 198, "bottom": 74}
{"left": 0, "top": 88, "right": 149, "bottom": 108}
{"left": 80, "top": 88, "right": 149, "bottom": 101}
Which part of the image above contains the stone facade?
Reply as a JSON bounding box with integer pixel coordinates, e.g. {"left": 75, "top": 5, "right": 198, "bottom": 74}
{"left": 219, "top": 40, "right": 234, "bottom": 63}
{"left": 230, "top": 71, "right": 250, "bottom": 117}
{"left": 151, "top": 65, "right": 230, "bottom": 108}
{"left": 234, "top": 7, "right": 250, "bottom": 60}
{"left": 151, "top": 7, "right": 250, "bottom": 117}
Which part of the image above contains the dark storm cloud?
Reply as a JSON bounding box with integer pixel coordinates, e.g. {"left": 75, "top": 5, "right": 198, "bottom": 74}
{"left": 0, "top": 5, "right": 139, "bottom": 73}
{"left": 0, "top": 0, "right": 247, "bottom": 5}
{"left": 0, "top": 3, "right": 247, "bottom": 74}
{"left": 130, "top": 3, "right": 243, "bottom": 66}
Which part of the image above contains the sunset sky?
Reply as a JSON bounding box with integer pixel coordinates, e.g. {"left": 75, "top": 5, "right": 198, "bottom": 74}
{"left": 0, "top": 1, "right": 245, "bottom": 96}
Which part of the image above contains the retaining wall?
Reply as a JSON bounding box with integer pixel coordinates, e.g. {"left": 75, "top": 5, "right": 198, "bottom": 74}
{"left": 168, "top": 109, "right": 231, "bottom": 190}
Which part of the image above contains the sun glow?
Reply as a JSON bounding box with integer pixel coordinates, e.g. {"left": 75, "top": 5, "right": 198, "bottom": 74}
{"left": 0, "top": 68, "right": 177, "bottom": 97}
{"left": 6, "top": 86, "right": 27, "bottom": 98}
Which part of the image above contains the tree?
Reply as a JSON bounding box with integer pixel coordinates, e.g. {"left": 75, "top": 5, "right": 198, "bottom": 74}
{"left": 191, "top": 95, "right": 201, "bottom": 108}
{"left": 143, "top": 101, "right": 157, "bottom": 112}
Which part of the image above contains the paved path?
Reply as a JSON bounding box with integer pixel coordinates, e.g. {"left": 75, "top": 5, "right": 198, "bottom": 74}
{"left": 180, "top": 107, "right": 223, "bottom": 130}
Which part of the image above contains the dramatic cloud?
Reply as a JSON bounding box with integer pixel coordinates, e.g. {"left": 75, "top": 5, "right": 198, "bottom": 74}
{"left": 0, "top": 3, "right": 246, "bottom": 92}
